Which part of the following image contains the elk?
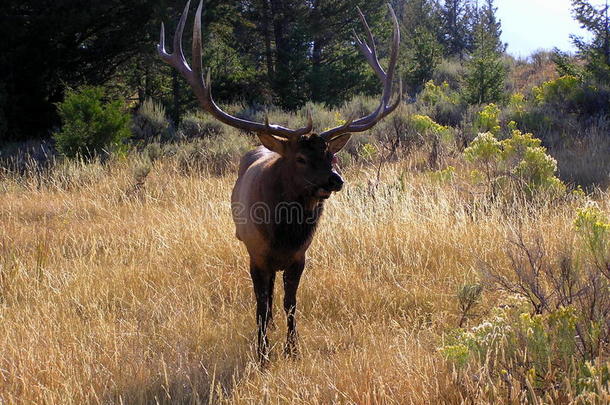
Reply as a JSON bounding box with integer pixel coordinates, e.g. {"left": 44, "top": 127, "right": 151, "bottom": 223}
{"left": 159, "top": 0, "right": 401, "bottom": 361}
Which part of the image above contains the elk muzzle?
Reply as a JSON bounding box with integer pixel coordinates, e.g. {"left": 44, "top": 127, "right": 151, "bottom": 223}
{"left": 327, "top": 172, "right": 344, "bottom": 191}
{"left": 315, "top": 172, "right": 344, "bottom": 199}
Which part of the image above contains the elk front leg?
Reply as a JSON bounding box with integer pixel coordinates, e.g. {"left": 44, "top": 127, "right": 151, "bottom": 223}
{"left": 283, "top": 258, "right": 305, "bottom": 357}
{"left": 250, "top": 262, "right": 275, "bottom": 363}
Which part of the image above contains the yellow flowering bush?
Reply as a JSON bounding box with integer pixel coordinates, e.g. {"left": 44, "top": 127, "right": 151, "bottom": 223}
{"left": 475, "top": 103, "right": 501, "bottom": 135}
{"left": 463, "top": 129, "right": 565, "bottom": 195}
{"left": 533, "top": 75, "right": 584, "bottom": 106}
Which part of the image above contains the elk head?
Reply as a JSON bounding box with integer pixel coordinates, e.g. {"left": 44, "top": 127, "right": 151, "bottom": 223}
{"left": 158, "top": 0, "right": 401, "bottom": 200}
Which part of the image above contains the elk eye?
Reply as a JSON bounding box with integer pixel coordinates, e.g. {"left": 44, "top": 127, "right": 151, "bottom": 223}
{"left": 296, "top": 156, "right": 307, "bottom": 165}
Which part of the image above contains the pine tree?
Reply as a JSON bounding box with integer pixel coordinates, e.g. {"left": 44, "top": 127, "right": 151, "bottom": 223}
{"left": 464, "top": 4, "right": 506, "bottom": 104}
{"left": 400, "top": 0, "right": 444, "bottom": 94}
{"left": 475, "top": 0, "right": 506, "bottom": 53}
{"left": 440, "top": 0, "right": 475, "bottom": 58}
{"left": 570, "top": 0, "right": 610, "bottom": 84}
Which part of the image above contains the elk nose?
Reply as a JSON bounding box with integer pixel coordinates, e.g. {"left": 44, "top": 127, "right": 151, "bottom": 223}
{"left": 327, "top": 172, "right": 344, "bottom": 191}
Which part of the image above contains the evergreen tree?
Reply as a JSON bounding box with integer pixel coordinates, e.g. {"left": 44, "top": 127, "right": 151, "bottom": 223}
{"left": 400, "top": 0, "right": 444, "bottom": 94}
{"left": 440, "top": 0, "right": 475, "bottom": 58}
{"left": 570, "top": 0, "right": 610, "bottom": 84}
{"left": 305, "top": 0, "right": 387, "bottom": 107}
{"left": 0, "top": 0, "right": 158, "bottom": 141}
{"left": 475, "top": 0, "right": 506, "bottom": 53}
{"left": 464, "top": 11, "right": 506, "bottom": 104}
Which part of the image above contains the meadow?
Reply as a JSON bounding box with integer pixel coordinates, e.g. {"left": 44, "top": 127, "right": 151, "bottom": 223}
{"left": 2, "top": 136, "right": 608, "bottom": 403}
{"left": 3, "top": 0, "right": 610, "bottom": 401}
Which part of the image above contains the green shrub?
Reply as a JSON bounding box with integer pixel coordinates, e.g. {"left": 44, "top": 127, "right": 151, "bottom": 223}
{"left": 53, "top": 87, "right": 131, "bottom": 159}
{"left": 369, "top": 106, "right": 424, "bottom": 154}
{"left": 429, "top": 166, "right": 456, "bottom": 184}
{"left": 439, "top": 299, "right": 583, "bottom": 393}
{"left": 357, "top": 143, "right": 378, "bottom": 162}
{"left": 531, "top": 75, "right": 610, "bottom": 117}
{"left": 418, "top": 81, "right": 466, "bottom": 127}
{"left": 574, "top": 205, "right": 610, "bottom": 267}
{"left": 178, "top": 111, "right": 225, "bottom": 139}
{"left": 475, "top": 103, "right": 501, "bottom": 135}
{"left": 132, "top": 98, "right": 171, "bottom": 142}
{"left": 171, "top": 132, "right": 254, "bottom": 175}
{"left": 533, "top": 75, "right": 584, "bottom": 106}
{"left": 410, "top": 114, "right": 448, "bottom": 137}
{"left": 464, "top": 129, "right": 565, "bottom": 195}
{"left": 454, "top": 207, "right": 610, "bottom": 399}
{"left": 420, "top": 81, "right": 459, "bottom": 105}
{"left": 339, "top": 96, "right": 379, "bottom": 123}
{"left": 432, "top": 59, "right": 465, "bottom": 90}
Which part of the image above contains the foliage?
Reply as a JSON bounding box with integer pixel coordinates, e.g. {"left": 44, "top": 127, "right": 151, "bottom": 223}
{"left": 533, "top": 75, "right": 584, "bottom": 106}
{"left": 177, "top": 111, "right": 226, "bottom": 139}
{"left": 432, "top": 58, "right": 467, "bottom": 90}
{"left": 420, "top": 81, "right": 459, "bottom": 105}
{"left": 357, "top": 143, "right": 379, "bottom": 162}
{"left": 448, "top": 205, "right": 610, "bottom": 399}
{"left": 53, "top": 87, "right": 131, "bottom": 159}
{"left": 168, "top": 132, "right": 253, "bottom": 175}
{"left": 464, "top": 129, "right": 564, "bottom": 195}
{"left": 569, "top": 0, "right": 610, "bottom": 85}
{"left": 574, "top": 205, "right": 610, "bottom": 267}
{"left": 0, "top": 0, "right": 157, "bottom": 142}
{"left": 456, "top": 283, "right": 483, "bottom": 327}
{"left": 402, "top": 29, "right": 444, "bottom": 94}
{"left": 439, "top": 0, "right": 475, "bottom": 58}
{"left": 528, "top": 74, "right": 609, "bottom": 119}
{"left": 418, "top": 80, "right": 466, "bottom": 126}
{"left": 439, "top": 299, "right": 596, "bottom": 396}
{"left": 411, "top": 114, "right": 448, "bottom": 135}
{"left": 474, "top": 103, "right": 501, "bottom": 135}
{"left": 429, "top": 165, "right": 456, "bottom": 183}
{"left": 463, "top": 20, "right": 506, "bottom": 104}
{"left": 132, "top": 98, "right": 171, "bottom": 142}
{"left": 463, "top": 132, "right": 501, "bottom": 164}
{"left": 508, "top": 92, "right": 525, "bottom": 112}
{"left": 473, "top": 0, "right": 505, "bottom": 52}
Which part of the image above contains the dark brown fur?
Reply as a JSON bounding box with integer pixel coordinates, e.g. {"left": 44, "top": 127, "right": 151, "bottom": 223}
{"left": 231, "top": 135, "right": 348, "bottom": 360}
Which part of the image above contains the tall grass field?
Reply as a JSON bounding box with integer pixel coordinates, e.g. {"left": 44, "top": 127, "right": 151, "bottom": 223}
{"left": 2, "top": 143, "right": 609, "bottom": 403}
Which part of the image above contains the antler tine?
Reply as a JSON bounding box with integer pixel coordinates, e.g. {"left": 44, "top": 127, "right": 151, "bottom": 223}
{"left": 191, "top": 0, "right": 204, "bottom": 85}
{"left": 158, "top": 0, "right": 312, "bottom": 139}
{"left": 174, "top": 0, "right": 190, "bottom": 68}
{"left": 354, "top": 7, "right": 385, "bottom": 81}
{"left": 381, "top": 3, "right": 399, "bottom": 106}
{"left": 320, "top": 3, "right": 401, "bottom": 140}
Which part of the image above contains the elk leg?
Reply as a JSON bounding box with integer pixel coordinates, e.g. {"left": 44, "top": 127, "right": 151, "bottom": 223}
{"left": 283, "top": 259, "right": 305, "bottom": 357}
{"left": 267, "top": 272, "right": 277, "bottom": 330}
{"left": 250, "top": 263, "right": 275, "bottom": 363}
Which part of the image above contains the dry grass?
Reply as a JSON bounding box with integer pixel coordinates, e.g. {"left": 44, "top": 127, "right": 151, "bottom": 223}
{"left": 0, "top": 154, "right": 591, "bottom": 404}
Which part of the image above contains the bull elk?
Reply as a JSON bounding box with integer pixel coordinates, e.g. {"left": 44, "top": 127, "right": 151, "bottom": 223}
{"left": 159, "top": 0, "right": 401, "bottom": 361}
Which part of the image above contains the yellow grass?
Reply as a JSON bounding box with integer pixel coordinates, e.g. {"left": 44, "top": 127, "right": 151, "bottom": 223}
{"left": 0, "top": 156, "right": 588, "bottom": 404}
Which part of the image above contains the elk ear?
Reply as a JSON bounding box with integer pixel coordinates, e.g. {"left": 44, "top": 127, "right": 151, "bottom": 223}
{"left": 328, "top": 133, "right": 351, "bottom": 154}
{"left": 258, "top": 133, "right": 288, "bottom": 155}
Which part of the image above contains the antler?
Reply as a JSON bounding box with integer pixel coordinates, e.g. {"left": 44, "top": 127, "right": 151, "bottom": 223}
{"left": 158, "top": 0, "right": 313, "bottom": 138}
{"left": 320, "top": 4, "right": 402, "bottom": 141}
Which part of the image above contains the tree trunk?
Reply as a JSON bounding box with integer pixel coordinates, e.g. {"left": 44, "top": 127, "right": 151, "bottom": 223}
{"left": 261, "top": 0, "right": 275, "bottom": 84}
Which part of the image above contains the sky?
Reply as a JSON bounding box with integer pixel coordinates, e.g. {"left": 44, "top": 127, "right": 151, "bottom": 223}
{"left": 496, "top": 0, "right": 599, "bottom": 58}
